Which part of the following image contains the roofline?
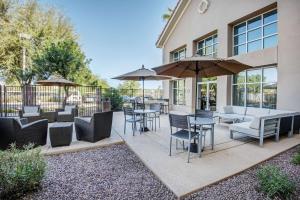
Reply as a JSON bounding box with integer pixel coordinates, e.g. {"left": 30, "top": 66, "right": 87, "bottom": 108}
{"left": 156, "top": 0, "right": 191, "bottom": 48}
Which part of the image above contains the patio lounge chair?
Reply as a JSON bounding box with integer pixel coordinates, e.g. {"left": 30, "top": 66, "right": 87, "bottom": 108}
{"left": 229, "top": 115, "right": 281, "bottom": 146}
{"left": 0, "top": 117, "right": 48, "bottom": 150}
{"left": 169, "top": 114, "right": 201, "bottom": 163}
{"left": 56, "top": 105, "right": 78, "bottom": 122}
{"left": 123, "top": 107, "right": 142, "bottom": 136}
{"left": 75, "top": 111, "right": 113, "bottom": 142}
{"left": 19, "top": 105, "right": 41, "bottom": 123}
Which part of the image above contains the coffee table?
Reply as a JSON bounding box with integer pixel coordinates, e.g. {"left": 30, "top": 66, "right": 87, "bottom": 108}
{"left": 49, "top": 122, "right": 73, "bottom": 147}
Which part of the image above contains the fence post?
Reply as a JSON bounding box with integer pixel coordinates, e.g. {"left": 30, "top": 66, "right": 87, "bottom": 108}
{"left": 4, "top": 86, "right": 7, "bottom": 117}
{"left": 96, "top": 87, "right": 101, "bottom": 112}
{"left": 0, "top": 85, "right": 2, "bottom": 117}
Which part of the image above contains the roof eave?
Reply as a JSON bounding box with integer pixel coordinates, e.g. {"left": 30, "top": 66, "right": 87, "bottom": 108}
{"left": 156, "top": 0, "right": 190, "bottom": 48}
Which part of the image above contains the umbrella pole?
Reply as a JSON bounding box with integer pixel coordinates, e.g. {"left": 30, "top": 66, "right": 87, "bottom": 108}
{"left": 142, "top": 77, "right": 145, "bottom": 110}
{"left": 195, "top": 62, "right": 200, "bottom": 119}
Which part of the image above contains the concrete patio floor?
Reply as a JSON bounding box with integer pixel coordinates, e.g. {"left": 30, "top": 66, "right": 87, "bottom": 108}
{"left": 41, "top": 122, "right": 124, "bottom": 156}
{"left": 112, "top": 111, "right": 300, "bottom": 198}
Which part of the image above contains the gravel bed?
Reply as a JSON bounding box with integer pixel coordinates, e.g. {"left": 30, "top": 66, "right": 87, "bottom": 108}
{"left": 185, "top": 145, "right": 300, "bottom": 200}
{"left": 22, "top": 144, "right": 176, "bottom": 200}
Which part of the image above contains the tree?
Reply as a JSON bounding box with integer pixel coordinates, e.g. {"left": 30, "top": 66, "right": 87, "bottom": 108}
{"left": 162, "top": 8, "right": 173, "bottom": 21}
{"left": 0, "top": 0, "right": 76, "bottom": 85}
{"left": 118, "top": 80, "right": 141, "bottom": 97}
{"left": 33, "top": 40, "right": 87, "bottom": 105}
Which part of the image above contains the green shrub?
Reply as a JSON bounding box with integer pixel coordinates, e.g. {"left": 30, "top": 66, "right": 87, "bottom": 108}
{"left": 0, "top": 144, "right": 46, "bottom": 199}
{"left": 291, "top": 152, "right": 300, "bottom": 165}
{"left": 104, "top": 88, "right": 123, "bottom": 111}
{"left": 257, "top": 165, "right": 295, "bottom": 199}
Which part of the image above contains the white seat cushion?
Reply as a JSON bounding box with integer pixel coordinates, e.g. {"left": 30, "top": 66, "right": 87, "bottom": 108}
{"left": 223, "top": 106, "right": 234, "bottom": 114}
{"left": 58, "top": 111, "right": 72, "bottom": 115}
{"left": 24, "top": 106, "right": 39, "bottom": 114}
{"left": 246, "top": 107, "right": 270, "bottom": 117}
{"left": 218, "top": 113, "right": 245, "bottom": 121}
{"left": 269, "top": 109, "right": 295, "bottom": 116}
{"left": 230, "top": 122, "right": 259, "bottom": 137}
{"left": 232, "top": 106, "right": 246, "bottom": 115}
{"left": 249, "top": 117, "right": 261, "bottom": 129}
{"left": 23, "top": 113, "right": 40, "bottom": 117}
{"left": 65, "top": 105, "right": 76, "bottom": 112}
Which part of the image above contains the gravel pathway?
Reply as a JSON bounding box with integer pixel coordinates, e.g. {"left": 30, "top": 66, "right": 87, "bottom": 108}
{"left": 22, "top": 144, "right": 176, "bottom": 200}
{"left": 185, "top": 145, "right": 300, "bottom": 200}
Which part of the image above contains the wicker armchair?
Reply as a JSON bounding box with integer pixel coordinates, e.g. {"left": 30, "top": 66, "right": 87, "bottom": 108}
{"left": 75, "top": 111, "right": 113, "bottom": 143}
{"left": 0, "top": 117, "right": 48, "bottom": 150}
{"left": 19, "top": 105, "right": 42, "bottom": 123}
{"left": 56, "top": 105, "right": 78, "bottom": 122}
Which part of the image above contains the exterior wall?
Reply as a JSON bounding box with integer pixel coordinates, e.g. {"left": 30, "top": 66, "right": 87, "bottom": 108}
{"left": 160, "top": 0, "right": 300, "bottom": 112}
{"left": 276, "top": 0, "right": 300, "bottom": 111}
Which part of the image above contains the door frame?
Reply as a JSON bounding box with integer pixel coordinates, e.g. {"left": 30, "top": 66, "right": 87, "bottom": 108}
{"left": 197, "top": 81, "right": 217, "bottom": 111}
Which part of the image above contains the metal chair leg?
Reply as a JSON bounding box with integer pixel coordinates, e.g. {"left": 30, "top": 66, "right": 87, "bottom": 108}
{"left": 187, "top": 140, "right": 191, "bottom": 163}
{"left": 169, "top": 137, "right": 172, "bottom": 156}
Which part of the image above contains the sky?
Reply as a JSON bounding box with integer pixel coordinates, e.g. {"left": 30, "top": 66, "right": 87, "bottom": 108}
{"left": 39, "top": 0, "right": 178, "bottom": 89}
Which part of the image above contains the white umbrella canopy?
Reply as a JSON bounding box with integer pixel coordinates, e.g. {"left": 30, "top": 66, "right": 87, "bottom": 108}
{"left": 152, "top": 55, "right": 251, "bottom": 113}
{"left": 112, "top": 65, "right": 172, "bottom": 107}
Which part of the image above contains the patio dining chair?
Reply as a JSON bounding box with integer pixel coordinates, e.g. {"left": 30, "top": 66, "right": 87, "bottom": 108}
{"left": 195, "top": 110, "right": 214, "bottom": 149}
{"left": 169, "top": 114, "right": 201, "bottom": 163}
{"left": 123, "top": 107, "right": 142, "bottom": 136}
{"left": 148, "top": 103, "right": 161, "bottom": 131}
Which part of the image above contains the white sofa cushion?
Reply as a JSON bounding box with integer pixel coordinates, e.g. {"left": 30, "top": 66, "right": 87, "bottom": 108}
{"left": 65, "top": 105, "right": 76, "bottom": 112}
{"left": 58, "top": 111, "right": 72, "bottom": 115}
{"left": 23, "top": 113, "right": 40, "bottom": 117}
{"left": 246, "top": 107, "right": 270, "bottom": 117}
{"left": 24, "top": 106, "right": 39, "bottom": 114}
{"left": 218, "top": 113, "right": 245, "bottom": 121}
{"left": 223, "top": 106, "right": 234, "bottom": 114}
{"left": 269, "top": 109, "right": 295, "bottom": 116}
{"left": 249, "top": 117, "right": 261, "bottom": 129}
{"left": 232, "top": 106, "right": 246, "bottom": 115}
{"left": 230, "top": 122, "right": 259, "bottom": 137}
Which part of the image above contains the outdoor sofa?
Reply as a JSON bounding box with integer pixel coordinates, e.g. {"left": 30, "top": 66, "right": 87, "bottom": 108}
{"left": 75, "top": 111, "right": 113, "bottom": 142}
{"left": 0, "top": 117, "right": 48, "bottom": 150}
{"left": 229, "top": 115, "right": 281, "bottom": 146}
{"left": 216, "top": 106, "right": 300, "bottom": 136}
{"left": 56, "top": 105, "right": 78, "bottom": 122}
{"left": 19, "top": 105, "right": 42, "bottom": 123}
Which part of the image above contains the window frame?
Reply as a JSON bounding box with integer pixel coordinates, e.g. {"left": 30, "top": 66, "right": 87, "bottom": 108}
{"left": 232, "top": 8, "right": 278, "bottom": 56}
{"left": 196, "top": 34, "right": 218, "bottom": 57}
{"left": 231, "top": 66, "right": 277, "bottom": 109}
{"left": 170, "top": 47, "right": 186, "bottom": 62}
{"left": 172, "top": 79, "right": 186, "bottom": 105}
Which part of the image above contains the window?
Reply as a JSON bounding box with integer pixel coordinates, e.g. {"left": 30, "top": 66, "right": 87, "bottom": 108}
{"left": 196, "top": 34, "right": 218, "bottom": 57}
{"left": 173, "top": 79, "right": 185, "bottom": 105}
{"left": 233, "top": 9, "right": 278, "bottom": 55}
{"left": 170, "top": 47, "right": 186, "bottom": 62}
{"left": 232, "top": 67, "right": 277, "bottom": 109}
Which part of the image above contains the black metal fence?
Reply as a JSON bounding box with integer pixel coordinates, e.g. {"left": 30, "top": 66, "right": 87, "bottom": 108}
{"left": 0, "top": 85, "right": 163, "bottom": 117}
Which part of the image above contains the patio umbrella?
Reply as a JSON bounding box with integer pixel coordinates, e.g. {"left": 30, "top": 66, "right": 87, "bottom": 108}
{"left": 36, "top": 75, "right": 80, "bottom": 87}
{"left": 36, "top": 75, "right": 80, "bottom": 106}
{"left": 152, "top": 55, "right": 251, "bottom": 114}
{"left": 112, "top": 65, "right": 171, "bottom": 107}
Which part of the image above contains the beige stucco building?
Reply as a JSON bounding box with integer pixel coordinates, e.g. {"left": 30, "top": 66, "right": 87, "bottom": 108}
{"left": 156, "top": 0, "right": 300, "bottom": 113}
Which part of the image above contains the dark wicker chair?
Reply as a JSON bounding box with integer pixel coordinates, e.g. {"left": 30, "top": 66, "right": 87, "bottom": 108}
{"left": 75, "top": 111, "right": 113, "bottom": 143}
{"left": 56, "top": 105, "right": 78, "bottom": 122}
{"left": 0, "top": 117, "right": 48, "bottom": 150}
{"left": 169, "top": 114, "right": 200, "bottom": 163}
{"left": 19, "top": 105, "right": 42, "bottom": 123}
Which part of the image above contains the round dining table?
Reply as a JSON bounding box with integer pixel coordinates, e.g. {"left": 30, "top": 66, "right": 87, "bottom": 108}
{"left": 134, "top": 109, "right": 157, "bottom": 132}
